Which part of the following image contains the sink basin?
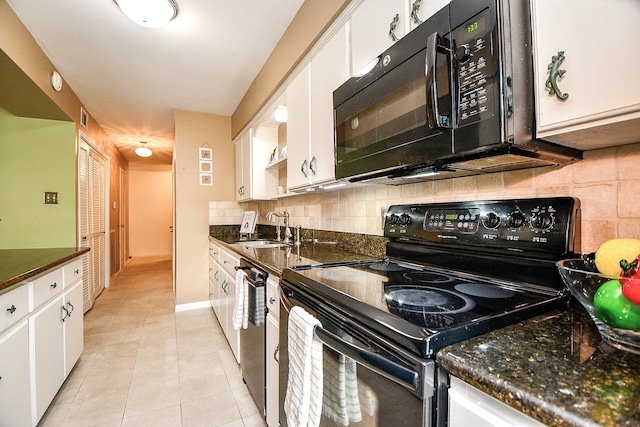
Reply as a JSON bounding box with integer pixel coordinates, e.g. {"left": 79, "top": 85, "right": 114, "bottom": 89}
{"left": 237, "top": 240, "right": 290, "bottom": 248}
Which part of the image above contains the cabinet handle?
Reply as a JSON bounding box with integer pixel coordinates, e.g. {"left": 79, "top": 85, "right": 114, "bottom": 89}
{"left": 309, "top": 156, "right": 317, "bottom": 176}
{"left": 269, "top": 297, "right": 276, "bottom": 305}
{"left": 389, "top": 13, "right": 400, "bottom": 42}
{"left": 67, "top": 301, "right": 75, "bottom": 315}
{"left": 301, "top": 159, "right": 308, "bottom": 178}
{"left": 214, "top": 271, "right": 219, "bottom": 280}
{"left": 274, "top": 344, "right": 280, "bottom": 363}
{"left": 74, "top": 269, "right": 80, "bottom": 275}
{"left": 545, "top": 51, "right": 569, "bottom": 101}
{"left": 6, "top": 305, "right": 16, "bottom": 314}
{"left": 411, "top": 0, "right": 423, "bottom": 25}
{"left": 51, "top": 282, "right": 58, "bottom": 289}
{"left": 61, "top": 305, "right": 70, "bottom": 322}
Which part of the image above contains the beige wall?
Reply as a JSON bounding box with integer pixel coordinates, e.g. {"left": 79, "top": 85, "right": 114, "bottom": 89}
{"left": 174, "top": 110, "right": 234, "bottom": 305}
{"left": 211, "top": 142, "right": 640, "bottom": 256}
{"left": 129, "top": 165, "right": 173, "bottom": 257}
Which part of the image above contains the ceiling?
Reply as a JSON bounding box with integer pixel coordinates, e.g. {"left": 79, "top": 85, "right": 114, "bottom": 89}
{"left": 6, "top": 0, "right": 305, "bottom": 165}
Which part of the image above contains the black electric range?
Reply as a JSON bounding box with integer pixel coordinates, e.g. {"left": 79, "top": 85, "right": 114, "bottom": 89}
{"left": 281, "top": 197, "right": 581, "bottom": 358}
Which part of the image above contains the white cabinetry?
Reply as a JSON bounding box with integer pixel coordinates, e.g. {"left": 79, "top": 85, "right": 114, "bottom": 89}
{"left": 287, "top": 25, "right": 350, "bottom": 192}
{"left": 448, "top": 376, "right": 545, "bottom": 427}
{"left": 350, "top": 0, "right": 407, "bottom": 75}
{"left": 0, "top": 320, "right": 31, "bottom": 427}
{"left": 265, "top": 276, "right": 280, "bottom": 427}
{"left": 0, "top": 255, "right": 84, "bottom": 427}
{"left": 209, "top": 242, "right": 241, "bottom": 364}
{"left": 30, "top": 263, "right": 83, "bottom": 423}
{"left": 532, "top": 0, "right": 640, "bottom": 150}
{"left": 235, "top": 128, "right": 278, "bottom": 201}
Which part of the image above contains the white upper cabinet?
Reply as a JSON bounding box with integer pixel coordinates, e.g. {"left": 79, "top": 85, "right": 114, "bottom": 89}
{"left": 286, "top": 64, "right": 312, "bottom": 190}
{"left": 351, "top": 0, "right": 407, "bottom": 75}
{"left": 309, "top": 24, "right": 350, "bottom": 187}
{"left": 532, "top": 0, "right": 640, "bottom": 150}
{"left": 287, "top": 24, "right": 350, "bottom": 192}
{"left": 235, "top": 128, "right": 277, "bottom": 201}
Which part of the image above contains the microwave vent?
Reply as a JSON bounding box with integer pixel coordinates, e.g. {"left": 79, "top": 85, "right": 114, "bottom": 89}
{"left": 447, "top": 154, "right": 556, "bottom": 172}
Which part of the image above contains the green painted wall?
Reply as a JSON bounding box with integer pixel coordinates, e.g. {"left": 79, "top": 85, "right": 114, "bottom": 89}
{"left": 0, "top": 105, "right": 77, "bottom": 248}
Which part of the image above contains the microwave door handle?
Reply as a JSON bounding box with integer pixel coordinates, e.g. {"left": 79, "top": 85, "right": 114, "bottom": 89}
{"left": 426, "top": 32, "right": 449, "bottom": 129}
{"left": 314, "top": 325, "right": 420, "bottom": 392}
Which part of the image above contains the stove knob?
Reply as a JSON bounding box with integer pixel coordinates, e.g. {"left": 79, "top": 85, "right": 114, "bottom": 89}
{"left": 400, "top": 214, "right": 412, "bottom": 226}
{"left": 531, "top": 212, "right": 554, "bottom": 230}
{"left": 507, "top": 210, "right": 526, "bottom": 228}
{"left": 387, "top": 214, "right": 401, "bottom": 225}
{"left": 482, "top": 212, "right": 501, "bottom": 229}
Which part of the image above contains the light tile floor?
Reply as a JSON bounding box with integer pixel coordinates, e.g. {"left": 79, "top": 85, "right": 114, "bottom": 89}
{"left": 38, "top": 256, "right": 266, "bottom": 427}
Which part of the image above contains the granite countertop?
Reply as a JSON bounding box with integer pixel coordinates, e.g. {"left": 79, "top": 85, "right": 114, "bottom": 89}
{"left": 437, "top": 300, "right": 640, "bottom": 427}
{"left": 210, "top": 225, "right": 385, "bottom": 277}
{"left": 0, "top": 247, "right": 90, "bottom": 294}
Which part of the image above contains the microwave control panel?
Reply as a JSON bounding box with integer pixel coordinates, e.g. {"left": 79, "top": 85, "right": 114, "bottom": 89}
{"left": 453, "top": 9, "right": 497, "bottom": 128}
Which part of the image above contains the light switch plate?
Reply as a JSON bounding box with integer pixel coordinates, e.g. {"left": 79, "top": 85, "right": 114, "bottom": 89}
{"left": 44, "top": 192, "right": 58, "bottom": 204}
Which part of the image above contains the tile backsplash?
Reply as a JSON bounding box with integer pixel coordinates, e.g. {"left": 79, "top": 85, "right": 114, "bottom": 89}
{"left": 210, "top": 143, "right": 640, "bottom": 254}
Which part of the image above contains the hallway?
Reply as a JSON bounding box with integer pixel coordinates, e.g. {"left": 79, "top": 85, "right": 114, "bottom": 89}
{"left": 38, "top": 257, "right": 266, "bottom": 427}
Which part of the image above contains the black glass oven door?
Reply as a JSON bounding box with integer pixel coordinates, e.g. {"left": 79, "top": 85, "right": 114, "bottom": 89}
{"left": 279, "top": 285, "right": 432, "bottom": 427}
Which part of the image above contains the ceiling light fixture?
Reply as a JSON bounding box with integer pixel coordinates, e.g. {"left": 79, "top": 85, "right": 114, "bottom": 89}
{"left": 135, "top": 142, "right": 153, "bottom": 158}
{"left": 274, "top": 105, "right": 288, "bottom": 123}
{"left": 113, "top": 0, "right": 179, "bottom": 28}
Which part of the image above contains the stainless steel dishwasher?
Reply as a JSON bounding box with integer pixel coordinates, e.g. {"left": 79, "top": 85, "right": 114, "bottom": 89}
{"left": 237, "top": 258, "right": 267, "bottom": 418}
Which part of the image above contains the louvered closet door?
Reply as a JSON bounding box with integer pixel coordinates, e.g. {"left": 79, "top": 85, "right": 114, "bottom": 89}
{"left": 78, "top": 135, "right": 107, "bottom": 313}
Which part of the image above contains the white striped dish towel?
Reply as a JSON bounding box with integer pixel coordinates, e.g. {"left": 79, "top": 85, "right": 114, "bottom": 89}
{"left": 232, "top": 269, "right": 248, "bottom": 330}
{"left": 284, "top": 306, "right": 323, "bottom": 427}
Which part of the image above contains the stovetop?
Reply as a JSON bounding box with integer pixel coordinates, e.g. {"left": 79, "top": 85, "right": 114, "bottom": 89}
{"left": 280, "top": 197, "right": 581, "bottom": 358}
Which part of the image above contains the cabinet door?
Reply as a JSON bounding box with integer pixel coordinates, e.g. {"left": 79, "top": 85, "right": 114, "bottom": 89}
{"left": 309, "top": 25, "right": 349, "bottom": 186}
{"left": 532, "top": 0, "right": 640, "bottom": 147}
{"left": 448, "top": 377, "right": 545, "bottom": 427}
{"left": 265, "top": 314, "right": 280, "bottom": 427}
{"left": 30, "top": 295, "right": 65, "bottom": 422}
{"left": 0, "top": 321, "right": 32, "bottom": 427}
{"left": 234, "top": 130, "right": 252, "bottom": 201}
{"left": 63, "top": 281, "right": 83, "bottom": 376}
{"left": 286, "top": 65, "right": 312, "bottom": 190}
{"left": 351, "top": 0, "right": 406, "bottom": 75}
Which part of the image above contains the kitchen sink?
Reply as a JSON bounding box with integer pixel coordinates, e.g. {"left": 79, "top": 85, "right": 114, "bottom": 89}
{"left": 237, "top": 240, "right": 291, "bottom": 248}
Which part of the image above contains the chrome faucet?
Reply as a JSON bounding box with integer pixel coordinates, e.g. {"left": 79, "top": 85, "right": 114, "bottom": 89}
{"left": 266, "top": 211, "right": 292, "bottom": 243}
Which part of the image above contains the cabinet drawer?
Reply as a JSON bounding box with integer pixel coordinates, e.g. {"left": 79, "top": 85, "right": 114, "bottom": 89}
{"left": 33, "top": 268, "right": 64, "bottom": 309}
{"left": 0, "top": 285, "right": 30, "bottom": 332}
{"left": 210, "top": 242, "right": 221, "bottom": 263}
{"left": 63, "top": 259, "right": 83, "bottom": 287}
{"left": 219, "top": 248, "right": 239, "bottom": 277}
{"left": 266, "top": 277, "right": 280, "bottom": 320}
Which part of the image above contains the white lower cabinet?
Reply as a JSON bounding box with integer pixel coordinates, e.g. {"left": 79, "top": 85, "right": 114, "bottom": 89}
{"left": 265, "top": 277, "right": 280, "bottom": 427}
{"left": 30, "top": 280, "right": 83, "bottom": 422}
{"left": 0, "top": 320, "right": 31, "bottom": 427}
{"left": 209, "top": 242, "right": 241, "bottom": 364}
{"left": 0, "top": 256, "right": 85, "bottom": 427}
{"left": 448, "top": 376, "right": 545, "bottom": 427}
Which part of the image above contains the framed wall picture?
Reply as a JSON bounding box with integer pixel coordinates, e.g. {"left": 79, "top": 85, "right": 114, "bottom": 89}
{"left": 199, "top": 160, "right": 212, "bottom": 173}
{"left": 199, "top": 147, "right": 212, "bottom": 160}
{"left": 200, "top": 174, "right": 213, "bottom": 186}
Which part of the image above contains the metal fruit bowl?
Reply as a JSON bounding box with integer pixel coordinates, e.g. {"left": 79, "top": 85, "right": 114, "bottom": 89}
{"left": 557, "top": 258, "right": 640, "bottom": 355}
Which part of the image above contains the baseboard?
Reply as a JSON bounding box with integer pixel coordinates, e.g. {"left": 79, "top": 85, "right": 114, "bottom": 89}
{"left": 174, "top": 300, "right": 211, "bottom": 312}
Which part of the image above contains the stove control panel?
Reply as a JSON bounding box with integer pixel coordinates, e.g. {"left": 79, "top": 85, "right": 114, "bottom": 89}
{"left": 385, "top": 197, "right": 581, "bottom": 256}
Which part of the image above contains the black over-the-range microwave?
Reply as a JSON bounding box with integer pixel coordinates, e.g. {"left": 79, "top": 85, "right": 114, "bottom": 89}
{"left": 333, "top": 0, "right": 582, "bottom": 183}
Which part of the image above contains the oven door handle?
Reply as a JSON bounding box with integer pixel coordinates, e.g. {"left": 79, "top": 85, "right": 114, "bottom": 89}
{"left": 280, "top": 287, "right": 420, "bottom": 392}
{"left": 313, "top": 325, "right": 420, "bottom": 392}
